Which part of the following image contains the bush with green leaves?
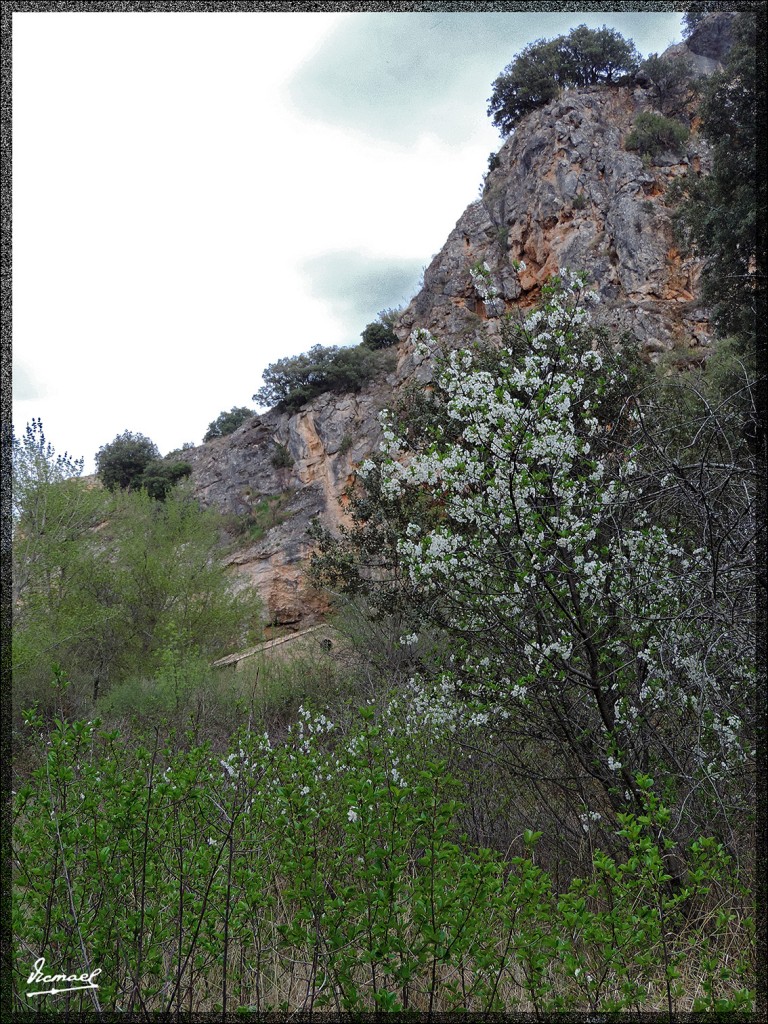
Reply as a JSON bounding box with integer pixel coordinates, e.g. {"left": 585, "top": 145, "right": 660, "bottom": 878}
{"left": 270, "top": 443, "right": 293, "bottom": 469}
{"left": 203, "top": 406, "right": 255, "bottom": 443}
{"left": 136, "top": 458, "right": 192, "bottom": 500}
{"left": 361, "top": 315, "right": 398, "bottom": 350}
{"left": 95, "top": 430, "right": 160, "bottom": 491}
{"left": 12, "top": 419, "right": 84, "bottom": 517}
{"left": 12, "top": 451, "right": 260, "bottom": 717}
{"left": 12, "top": 700, "right": 754, "bottom": 1013}
{"left": 638, "top": 51, "right": 698, "bottom": 115}
{"left": 234, "top": 491, "right": 293, "bottom": 540}
{"left": 254, "top": 342, "right": 395, "bottom": 412}
{"left": 94, "top": 431, "right": 192, "bottom": 499}
{"left": 488, "top": 25, "right": 640, "bottom": 135}
{"left": 625, "top": 111, "right": 689, "bottom": 157}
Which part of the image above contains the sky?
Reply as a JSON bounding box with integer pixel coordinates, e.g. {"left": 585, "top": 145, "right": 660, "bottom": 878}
{"left": 12, "top": 7, "right": 687, "bottom": 474}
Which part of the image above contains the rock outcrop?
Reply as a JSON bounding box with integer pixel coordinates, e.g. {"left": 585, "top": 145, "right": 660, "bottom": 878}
{"left": 395, "top": 84, "right": 712, "bottom": 376}
{"left": 185, "top": 20, "right": 732, "bottom": 630}
{"left": 181, "top": 384, "right": 391, "bottom": 626}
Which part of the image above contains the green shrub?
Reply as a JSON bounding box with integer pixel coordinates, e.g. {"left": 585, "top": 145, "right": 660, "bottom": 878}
{"left": 625, "top": 111, "right": 689, "bottom": 157}
{"left": 271, "top": 443, "right": 293, "bottom": 469}
{"left": 254, "top": 343, "right": 395, "bottom": 412}
{"left": 137, "top": 459, "right": 192, "bottom": 501}
{"left": 95, "top": 430, "right": 160, "bottom": 491}
{"left": 361, "top": 321, "right": 398, "bottom": 350}
{"left": 488, "top": 25, "right": 640, "bottom": 135}
{"left": 13, "top": 707, "right": 755, "bottom": 1013}
{"left": 12, "top": 479, "right": 261, "bottom": 719}
{"left": 638, "top": 52, "right": 698, "bottom": 115}
{"left": 246, "top": 492, "right": 293, "bottom": 540}
{"left": 204, "top": 406, "right": 255, "bottom": 442}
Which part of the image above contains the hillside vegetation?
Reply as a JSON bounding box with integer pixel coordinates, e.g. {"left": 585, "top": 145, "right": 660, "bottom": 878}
{"left": 10, "top": 13, "right": 762, "bottom": 1015}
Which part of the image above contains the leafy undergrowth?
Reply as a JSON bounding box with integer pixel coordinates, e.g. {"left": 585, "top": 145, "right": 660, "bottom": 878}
{"left": 12, "top": 703, "right": 755, "bottom": 1015}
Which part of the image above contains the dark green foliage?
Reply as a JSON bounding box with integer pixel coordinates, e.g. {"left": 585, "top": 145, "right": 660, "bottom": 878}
{"left": 95, "top": 430, "right": 160, "bottom": 491}
{"left": 672, "top": 12, "right": 765, "bottom": 343}
{"left": 487, "top": 37, "right": 565, "bottom": 136}
{"left": 137, "top": 459, "right": 192, "bottom": 501}
{"left": 625, "top": 111, "right": 689, "bottom": 156}
{"left": 361, "top": 320, "right": 397, "bottom": 350}
{"left": 95, "top": 431, "right": 191, "bottom": 500}
{"left": 638, "top": 52, "right": 698, "bottom": 115}
{"left": 327, "top": 344, "right": 388, "bottom": 389}
{"left": 254, "top": 342, "right": 395, "bottom": 412}
{"left": 203, "top": 405, "right": 255, "bottom": 442}
{"left": 488, "top": 25, "right": 639, "bottom": 135}
{"left": 255, "top": 344, "right": 337, "bottom": 410}
{"left": 270, "top": 443, "right": 294, "bottom": 469}
{"left": 562, "top": 24, "right": 640, "bottom": 86}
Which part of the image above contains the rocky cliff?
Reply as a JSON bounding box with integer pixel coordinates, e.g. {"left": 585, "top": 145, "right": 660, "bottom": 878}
{"left": 183, "top": 19, "right": 732, "bottom": 631}
{"left": 396, "top": 82, "right": 710, "bottom": 384}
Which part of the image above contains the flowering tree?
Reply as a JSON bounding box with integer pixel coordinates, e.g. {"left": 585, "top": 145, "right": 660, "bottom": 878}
{"left": 312, "top": 272, "right": 755, "bottom": 850}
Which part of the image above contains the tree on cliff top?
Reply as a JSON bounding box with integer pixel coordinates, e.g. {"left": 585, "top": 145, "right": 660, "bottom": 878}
{"left": 204, "top": 406, "right": 255, "bottom": 442}
{"left": 96, "top": 431, "right": 160, "bottom": 491}
{"left": 488, "top": 25, "right": 640, "bottom": 135}
{"left": 254, "top": 342, "right": 395, "bottom": 412}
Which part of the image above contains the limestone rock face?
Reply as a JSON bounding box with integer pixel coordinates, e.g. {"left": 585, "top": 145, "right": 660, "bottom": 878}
{"left": 395, "top": 84, "right": 712, "bottom": 376}
{"left": 189, "top": 29, "right": 731, "bottom": 630}
{"left": 181, "top": 385, "right": 389, "bottom": 626}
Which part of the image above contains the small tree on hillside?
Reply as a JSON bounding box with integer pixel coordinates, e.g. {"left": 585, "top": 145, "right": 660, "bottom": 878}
{"left": 137, "top": 460, "right": 192, "bottom": 501}
{"left": 487, "top": 37, "right": 564, "bottom": 136}
{"left": 96, "top": 431, "right": 160, "bottom": 491}
{"left": 12, "top": 419, "right": 84, "bottom": 523}
{"left": 254, "top": 343, "right": 394, "bottom": 412}
{"left": 638, "top": 52, "right": 698, "bottom": 115}
{"left": 562, "top": 24, "right": 641, "bottom": 86}
{"left": 625, "top": 112, "right": 689, "bottom": 157}
{"left": 361, "top": 320, "right": 398, "bottom": 350}
{"left": 204, "top": 406, "right": 255, "bottom": 442}
{"left": 488, "top": 25, "right": 639, "bottom": 135}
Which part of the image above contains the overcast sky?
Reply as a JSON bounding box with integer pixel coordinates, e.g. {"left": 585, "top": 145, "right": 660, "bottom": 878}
{"left": 12, "top": 7, "right": 686, "bottom": 473}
